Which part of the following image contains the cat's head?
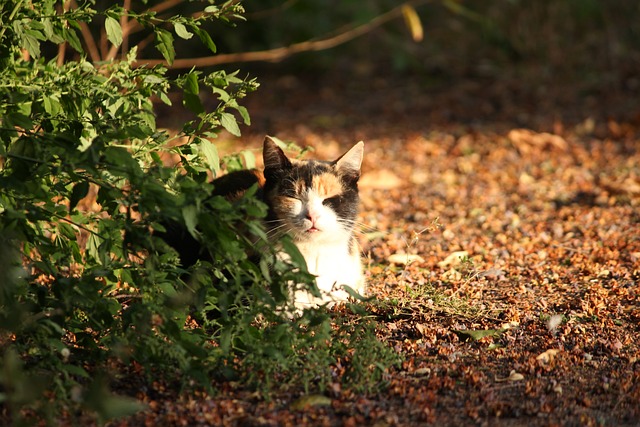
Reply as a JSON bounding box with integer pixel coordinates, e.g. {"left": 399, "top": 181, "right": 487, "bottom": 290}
{"left": 262, "top": 136, "right": 363, "bottom": 244}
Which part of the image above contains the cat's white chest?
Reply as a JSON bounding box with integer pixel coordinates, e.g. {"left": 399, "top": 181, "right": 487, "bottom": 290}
{"left": 292, "top": 240, "right": 364, "bottom": 309}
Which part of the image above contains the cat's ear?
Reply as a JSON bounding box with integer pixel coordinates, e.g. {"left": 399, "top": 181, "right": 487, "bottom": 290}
{"left": 263, "top": 136, "right": 292, "bottom": 172}
{"left": 334, "top": 141, "right": 364, "bottom": 178}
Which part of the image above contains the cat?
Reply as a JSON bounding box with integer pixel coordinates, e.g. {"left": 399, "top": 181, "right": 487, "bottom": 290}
{"left": 159, "top": 136, "right": 366, "bottom": 310}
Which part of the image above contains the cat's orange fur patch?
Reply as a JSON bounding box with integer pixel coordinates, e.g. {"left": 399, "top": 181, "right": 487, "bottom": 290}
{"left": 312, "top": 172, "right": 343, "bottom": 198}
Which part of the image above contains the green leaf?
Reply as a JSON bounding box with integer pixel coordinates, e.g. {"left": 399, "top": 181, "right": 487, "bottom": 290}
{"left": 70, "top": 181, "right": 90, "bottom": 212}
{"left": 158, "top": 281, "right": 178, "bottom": 297}
{"left": 58, "top": 222, "right": 77, "bottom": 240}
{"left": 8, "top": 112, "right": 33, "bottom": 130}
{"left": 42, "top": 18, "right": 64, "bottom": 44}
{"left": 290, "top": 394, "right": 332, "bottom": 411}
{"left": 87, "top": 233, "right": 102, "bottom": 264}
{"left": 210, "top": 87, "right": 229, "bottom": 102}
{"left": 103, "top": 147, "right": 142, "bottom": 177}
{"left": 155, "top": 29, "right": 175, "bottom": 64}
{"left": 280, "top": 237, "right": 308, "bottom": 273}
{"left": 158, "top": 91, "right": 172, "bottom": 106}
{"left": 220, "top": 327, "right": 232, "bottom": 355}
{"left": 241, "top": 149, "right": 255, "bottom": 169}
{"left": 197, "top": 138, "right": 220, "bottom": 176}
{"left": 64, "top": 364, "right": 91, "bottom": 379}
{"left": 85, "top": 378, "right": 146, "bottom": 421}
{"left": 220, "top": 112, "right": 241, "bottom": 137}
{"left": 43, "top": 94, "right": 61, "bottom": 116}
{"left": 21, "top": 32, "right": 41, "bottom": 58}
{"left": 342, "top": 285, "right": 368, "bottom": 301}
{"left": 173, "top": 22, "right": 193, "bottom": 40}
{"left": 454, "top": 329, "right": 506, "bottom": 341}
{"left": 105, "top": 16, "right": 123, "bottom": 47}
{"left": 183, "top": 92, "right": 204, "bottom": 114}
{"left": 182, "top": 204, "right": 198, "bottom": 238}
{"left": 63, "top": 27, "right": 83, "bottom": 52}
{"left": 235, "top": 105, "right": 251, "bottom": 125}
{"left": 79, "top": 123, "right": 97, "bottom": 152}
{"left": 193, "top": 27, "right": 217, "bottom": 53}
{"left": 184, "top": 71, "right": 199, "bottom": 94}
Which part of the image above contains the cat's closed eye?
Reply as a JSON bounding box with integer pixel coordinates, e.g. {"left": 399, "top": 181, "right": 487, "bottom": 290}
{"left": 322, "top": 195, "right": 342, "bottom": 207}
{"left": 281, "top": 190, "right": 299, "bottom": 200}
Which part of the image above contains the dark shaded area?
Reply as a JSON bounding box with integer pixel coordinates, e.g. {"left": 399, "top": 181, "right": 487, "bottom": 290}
{"left": 155, "top": 1, "right": 640, "bottom": 143}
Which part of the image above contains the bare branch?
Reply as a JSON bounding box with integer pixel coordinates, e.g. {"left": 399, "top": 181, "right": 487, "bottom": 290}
{"left": 69, "top": 0, "right": 101, "bottom": 62}
{"left": 57, "top": 43, "right": 66, "bottom": 66}
{"left": 56, "top": 0, "right": 72, "bottom": 66}
{"left": 133, "top": 1, "right": 424, "bottom": 69}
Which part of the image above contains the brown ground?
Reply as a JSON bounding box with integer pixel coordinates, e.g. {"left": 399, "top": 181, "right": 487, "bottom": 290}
{"left": 120, "top": 69, "right": 640, "bottom": 426}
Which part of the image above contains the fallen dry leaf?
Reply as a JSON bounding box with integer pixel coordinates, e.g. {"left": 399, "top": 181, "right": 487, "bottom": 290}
{"left": 388, "top": 253, "right": 425, "bottom": 265}
{"left": 290, "top": 394, "right": 332, "bottom": 411}
{"left": 508, "top": 128, "right": 568, "bottom": 154}
{"left": 412, "top": 367, "right": 431, "bottom": 376}
{"left": 359, "top": 169, "right": 404, "bottom": 190}
{"left": 437, "top": 251, "right": 469, "bottom": 268}
{"left": 536, "top": 349, "right": 560, "bottom": 365}
{"left": 495, "top": 370, "right": 525, "bottom": 383}
{"left": 441, "top": 268, "right": 462, "bottom": 281}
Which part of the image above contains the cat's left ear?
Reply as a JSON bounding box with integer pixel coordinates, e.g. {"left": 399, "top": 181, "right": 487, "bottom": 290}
{"left": 263, "top": 136, "right": 292, "bottom": 172}
{"left": 334, "top": 141, "right": 364, "bottom": 178}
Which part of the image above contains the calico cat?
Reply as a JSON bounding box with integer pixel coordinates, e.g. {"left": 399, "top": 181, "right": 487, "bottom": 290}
{"left": 161, "top": 136, "right": 366, "bottom": 310}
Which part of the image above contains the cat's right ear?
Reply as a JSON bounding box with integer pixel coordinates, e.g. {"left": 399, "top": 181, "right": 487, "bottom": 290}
{"left": 263, "top": 136, "right": 292, "bottom": 173}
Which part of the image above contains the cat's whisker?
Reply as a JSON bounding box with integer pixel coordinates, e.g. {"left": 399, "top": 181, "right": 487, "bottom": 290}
{"left": 265, "top": 224, "right": 295, "bottom": 241}
{"left": 266, "top": 223, "right": 290, "bottom": 235}
{"left": 338, "top": 218, "right": 388, "bottom": 237}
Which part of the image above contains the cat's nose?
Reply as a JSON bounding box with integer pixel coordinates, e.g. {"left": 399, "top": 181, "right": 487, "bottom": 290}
{"left": 306, "top": 209, "right": 320, "bottom": 224}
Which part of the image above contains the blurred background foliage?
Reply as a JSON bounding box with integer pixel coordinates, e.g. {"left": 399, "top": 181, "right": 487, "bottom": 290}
{"left": 173, "top": 0, "right": 640, "bottom": 86}
{"left": 143, "top": 0, "right": 640, "bottom": 131}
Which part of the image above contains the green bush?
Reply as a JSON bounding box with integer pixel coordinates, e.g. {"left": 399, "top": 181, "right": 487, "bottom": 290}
{"left": 0, "top": 1, "right": 398, "bottom": 424}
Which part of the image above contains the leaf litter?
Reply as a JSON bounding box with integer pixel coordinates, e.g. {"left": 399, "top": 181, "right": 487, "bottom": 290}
{"left": 110, "top": 72, "right": 640, "bottom": 426}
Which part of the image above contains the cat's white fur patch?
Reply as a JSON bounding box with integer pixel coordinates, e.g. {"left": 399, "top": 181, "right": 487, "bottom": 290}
{"left": 291, "top": 238, "right": 365, "bottom": 310}
{"left": 285, "top": 189, "right": 365, "bottom": 310}
{"left": 262, "top": 137, "right": 366, "bottom": 312}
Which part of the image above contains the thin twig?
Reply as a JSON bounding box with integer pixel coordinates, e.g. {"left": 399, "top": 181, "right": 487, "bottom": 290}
{"left": 114, "top": 294, "right": 142, "bottom": 300}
